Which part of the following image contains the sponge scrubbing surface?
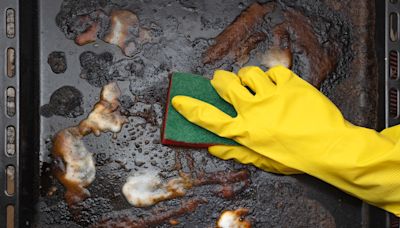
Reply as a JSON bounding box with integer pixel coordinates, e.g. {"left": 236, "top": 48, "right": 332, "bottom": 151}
{"left": 162, "top": 72, "right": 238, "bottom": 147}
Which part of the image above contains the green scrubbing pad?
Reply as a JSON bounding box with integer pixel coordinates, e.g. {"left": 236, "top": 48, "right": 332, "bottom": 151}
{"left": 161, "top": 72, "right": 238, "bottom": 147}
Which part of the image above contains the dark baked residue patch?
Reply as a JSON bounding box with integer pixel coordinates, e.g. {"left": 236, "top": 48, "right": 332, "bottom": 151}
{"left": 48, "top": 51, "right": 67, "bottom": 74}
{"left": 55, "top": 0, "right": 114, "bottom": 40}
{"left": 79, "top": 51, "right": 145, "bottom": 88}
{"left": 119, "top": 95, "right": 135, "bottom": 110}
{"left": 40, "top": 86, "right": 84, "bottom": 118}
{"left": 79, "top": 51, "right": 116, "bottom": 87}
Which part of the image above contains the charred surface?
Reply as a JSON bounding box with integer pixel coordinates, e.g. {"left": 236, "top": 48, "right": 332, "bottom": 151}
{"left": 55, "top": 0, "right": 113, "bottom": 40}
{"left": 203, "top": 2, "right": 275, "bottom": 65}
{"left": 91, "top": 198, "right": 207, "bottom": 228}
{"left": 79, "top": 51, "right": 116, "bottom": 87}
{"left": 56, "top": 3, "right": 160, "bottom": 57}
{"left": 79, "top": 51, "right": 146, "bottom": 88}
{"left": 277, "top": 8, "right": 339, "bottom": 88}
{"left": 204, "top": 1, "right": 351, "bottom": 89}
{"left": 40, "top": 86, "right": 84, "bottom": 118}
{"left": 48, "top": 51, "right": 67, "bottom": 74}
{"left": 37, "top": 0, "right": 378, "bottom": 227}
{"left": 51, "top": 82, "right": 127, "bottom": 209}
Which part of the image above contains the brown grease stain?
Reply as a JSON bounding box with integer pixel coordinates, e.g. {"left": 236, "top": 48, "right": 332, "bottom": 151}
{"left": 52, "top": 83, "right": 128, "bottom": 207}
{"left": 91, "top": 198, "right": 207, "bottom": 228}
{"left": 278, "top": 9, "right": 338, "bottom": 88}
{"left": 203, "top": 2, "right": 275, "bottom": 64}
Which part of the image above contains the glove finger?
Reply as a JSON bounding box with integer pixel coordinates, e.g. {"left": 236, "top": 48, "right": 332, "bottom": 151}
{"left": 381, "top": 125, "right": 400, "bottom": 142}
{"left": 211, "top": 70, "right": 254, "bottom": 109}
{"left": 265, "top": 65, "right": 295, "bottom": 85}
{"left": 172, "top": 95, "right": 238, "bottom": 138}
{"left": 237, "top": 66, "right": 276, "bottom": 97}
{"left": 209, "top": 145, "right": 302, "bottom": 175}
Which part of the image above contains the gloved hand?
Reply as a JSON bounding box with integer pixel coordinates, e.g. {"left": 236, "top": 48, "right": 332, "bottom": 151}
{"left": 172, "top": 66, "right": 400, "bottom": 215}
{"left": 209, "top": 145, "right": 301, "bottom": 174}
{"left": 208, "top": 101, "right": 400, "bottom": 176}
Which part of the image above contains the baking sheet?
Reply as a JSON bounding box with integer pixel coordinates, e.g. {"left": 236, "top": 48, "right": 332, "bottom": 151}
{"left": 33, "top": 0, "right": 383, "bottom": 227}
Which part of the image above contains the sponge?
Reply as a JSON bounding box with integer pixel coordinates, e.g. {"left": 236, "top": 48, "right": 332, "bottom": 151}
{"left": 161, "top": 72, "right": 238, "bottom": 147}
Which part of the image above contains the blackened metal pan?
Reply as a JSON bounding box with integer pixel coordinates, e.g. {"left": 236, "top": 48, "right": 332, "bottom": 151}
{"left": 0, "top": 0, "right": 397, "bottom": 227}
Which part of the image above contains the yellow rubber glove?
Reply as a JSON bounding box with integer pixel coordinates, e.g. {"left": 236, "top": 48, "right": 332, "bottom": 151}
{"left": 209, "top": 118, "right": 400, "bottom": 176}
{"left": 381, "top": 124, "right": 400, "bottom": 142}
{"left": 172, "top": 66, "right": 400, "bottom": 216}
{"left": 208, "top": 101, "right": 400, "bottom": 177}
{"left": 209, "top": 145, "right": 301, "bottom": 174}
{"left": 219, "top": 102, "right": 400, "bottom": 177}
{"left": 213, "top": 123, "right": 400, "bottom": 176}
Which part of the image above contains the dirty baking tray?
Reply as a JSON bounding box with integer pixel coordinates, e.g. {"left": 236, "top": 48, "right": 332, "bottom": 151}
{"left": 0, "top": 0, "right": 398, "bottom": 227}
